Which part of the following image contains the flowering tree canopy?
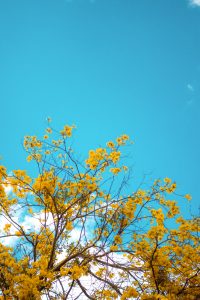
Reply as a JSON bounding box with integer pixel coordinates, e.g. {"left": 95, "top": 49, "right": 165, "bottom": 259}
{"left": 0, "top": 123, "right": 199, "bottom": 300}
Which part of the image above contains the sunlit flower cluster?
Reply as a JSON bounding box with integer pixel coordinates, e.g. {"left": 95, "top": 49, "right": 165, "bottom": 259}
{"left": 0, "top": 123, "right": 199, "bottom": 300}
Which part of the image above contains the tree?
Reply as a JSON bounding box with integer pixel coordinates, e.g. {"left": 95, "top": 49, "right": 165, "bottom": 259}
{"left": 0, "top": 122, "right": 199, "bottom": 300}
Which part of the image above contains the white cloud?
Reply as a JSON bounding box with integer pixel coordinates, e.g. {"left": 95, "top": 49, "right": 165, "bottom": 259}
{"left": 44, "top": 250, "right": 142, "bottom": 300}
{"left": 3, "top": 184, "right": 12, "bottom": 194}
{"left": 0, "top": 209, "right": 21, "bottom": 246}
{"left": 2, "top": 172, "right": 13, "bottom": 195}
{"left": 189, "top": 0, "right": 200, "bottom": 7}
{"left": 0, "top": 208, "right": 54, "bottom": 247}
{"left": 0, "top": 206, "right": 143, "bottom": 299}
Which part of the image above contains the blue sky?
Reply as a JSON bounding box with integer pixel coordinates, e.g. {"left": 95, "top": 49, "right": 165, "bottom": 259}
{"left": 0, "top": 0, "right": 199, "bottom": 214}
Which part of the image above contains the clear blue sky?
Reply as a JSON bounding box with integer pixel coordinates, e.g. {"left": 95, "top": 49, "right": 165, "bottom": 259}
{"left": 0, "top": 0, "right": 199, "bottom": 214}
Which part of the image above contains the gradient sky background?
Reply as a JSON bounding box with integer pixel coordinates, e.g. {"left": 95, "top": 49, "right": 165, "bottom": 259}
{"left": 0, "top": 0, "right": 199, "bottom": 215}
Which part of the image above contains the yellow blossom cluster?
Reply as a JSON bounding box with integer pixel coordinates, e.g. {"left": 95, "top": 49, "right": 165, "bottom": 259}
{"left": 60, "top": 124, "right": 75, "bottom": 137}
{"left": 0, "top": 124, "right": 199, "bottom": 300}
{"left": 110, "top": 167, "right": 121, "bottom": 175}
{"left": 114, "top": 234, "right": 122, "bottom": 244}
{"left": 24, "top": 135, "right": 42, "bottom": 150}
{"left": 85, "top": 148, "right": 107, "bottom": 170}
{"left": 109, "top": 150, "right": 121, "bottom": 164}
{"left": 151, "top": 208, "right": 165, "bottom": 224}
{"left": 116, "top": 134, "right": 129, "bottom": 145}
{"left": 121, "top": 287, "right": 138, "bottom": 299}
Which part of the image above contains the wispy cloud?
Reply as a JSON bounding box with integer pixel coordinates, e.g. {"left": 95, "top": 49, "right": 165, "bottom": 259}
{"left": 185, "top": 84, "right": 195, "bottom": 107}
{"left": 189, "top": 0, "right": 200, "bottom": 7}
{"left": 187, "top": 83, "right": 194, "bottom": 92}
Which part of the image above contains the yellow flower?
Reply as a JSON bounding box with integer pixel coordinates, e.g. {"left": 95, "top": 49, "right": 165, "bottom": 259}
{"left": 70, "top": 265, "right": 87, "bottom": 280}
{"left": 15, "top": 231, "right": 22, "bottom": 236}
{"left": 164, "top": 177, "right": 171, "bottom": 184}
{"left": 114, "top": 235, "right": 122, "bottom": 244}
{"left": 110, "top": 245, "right": 118, "bottom": 251}
{"left": 121, "top": 287, "right": 138, "bottom": 300}
{"left": 4, "top": 223, "right": 11, "bottom": 233}
{"left": 166, "top": 182, "right": 177, "bottom": 193}
{"left": 122, "top": 165, "right": 128, "bottom": 172}
{"left": 116, "top": 134, "right": 129, "bottom": 146}
{"left": 121, "top": 134, "right": 129, "bottom": 141}
{"left": 66, "top": 222, "right": 73, "bottom": 231}
{"left": 109, "top": 151, "right": 121, "bottom": 163}
{"left": 116, "top": 137, "right": 123, "bottom": 145}
{"left": 0, "top": 165, "right": 7, "bottom": 178}
{"left": 60, "top": 125, "right": 74, "bottom": 137}
{"left": 107, "top": 141, "right": 115, "bottom": 148}
{"left": 26, "top": 155, "right": 32, "bottom": 162}
{"left": 185, "top": 193, "right": 192, "bottom": 201}
{"left": 110, "top": 167, "right": 121, "bottom": 175}
{"left": 28, "top": 208, "right": 33, "bottom": 214}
